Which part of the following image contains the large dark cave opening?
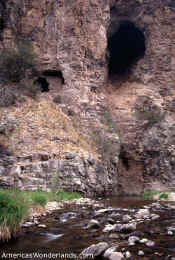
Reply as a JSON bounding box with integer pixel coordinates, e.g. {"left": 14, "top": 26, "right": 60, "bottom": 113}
{"left": 108, "top": 21, "right": 146, "bottom": 76}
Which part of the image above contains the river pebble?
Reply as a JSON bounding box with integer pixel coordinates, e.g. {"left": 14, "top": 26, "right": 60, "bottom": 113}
{"left": 103, "top": 224, "right": 117, "bottom": 232}
{"left": 135, "top": 208, "right": 150, "bottom": 218}
{"left": 21, "top": 222, "right": 35, "bottom": 228}
{"left": 38, "top": 224, "right": 47, "bottom": 228}
{"left": 80, "top": 242, "right": 109, "bottom": 258}
{"left": 86, "top": 219, "right": 100, "bottom": 229}
{"left": 125, "top": 251, "right": 131, "bottom": 258}
{"left": 128, "top": 236, "right": 140, "bottom": 246}
{"left": 103, "top": 246, "right": 119, "bottom": 258}
{"left": 122, "top": 215, "right": 132, "bottom": 222}
{"left": 146, "top": 240, "right": 155, "bottom": 247}
{"left": 107, "top": 252, "right": 124, "bottom": 260}
{"left": 140, "top": 238, "right": 148, "bottom": 243}
{"left": 138, "top": 250, "right": 145, "bottom": 256}
{"left": 117, "top": 223, "right": 137, "bottom": 233}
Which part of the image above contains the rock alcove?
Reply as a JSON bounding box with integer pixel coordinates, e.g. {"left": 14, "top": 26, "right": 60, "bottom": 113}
{"left": 34, "top": 77, "right": 50, "bottom": 92}
{"left": 108, "top": 21, "right": 146, "bottom": 77}
{"left": 42, "top": 70, "right": 65, "bottom": 85}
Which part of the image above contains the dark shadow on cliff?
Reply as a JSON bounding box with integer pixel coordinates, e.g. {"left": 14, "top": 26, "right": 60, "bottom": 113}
{"left": 34, "top": 77, "right": 50, "bottom": 92}
{"left": 42, "top": 70, "right": 65, "bottom": 85}
{"left": 108, "top": 21, "right": 146, "bottom": 78}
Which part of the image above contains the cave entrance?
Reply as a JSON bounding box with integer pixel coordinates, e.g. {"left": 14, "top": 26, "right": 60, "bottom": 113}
{"left": 42, "top": 70, "right": 65, "bottom": 84}
{"left": 34, "top": 77, "right": 50, "bottom": 92}
{"left": 108, "top": 21, "right": 146, "bottom": 77}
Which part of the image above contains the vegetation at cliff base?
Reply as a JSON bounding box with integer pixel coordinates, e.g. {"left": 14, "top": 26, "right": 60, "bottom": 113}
{"left": 0, "top": 189, "right": 28, "bottom": 241}
{"left": 0, "top": 189, "right": 82, "bottom": 241}
{"left": 55, "top": 190, "right": 82, "bottom": 200}
{"left": 144, "top": 190, "right": 169, "bottom": 200}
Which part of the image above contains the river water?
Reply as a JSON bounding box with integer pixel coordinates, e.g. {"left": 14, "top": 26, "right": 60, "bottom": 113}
{"left": 0, "top": 197, "right": 175, "bottom": 260}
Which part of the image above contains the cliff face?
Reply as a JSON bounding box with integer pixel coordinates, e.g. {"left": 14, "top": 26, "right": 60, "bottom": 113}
{"left": 0, "top": 0, "right": 120, "bottom": 195}
{"left": 0, "top": 0, "right": 109, "bottom": 91}
{"left": 109, "top": 0, "right": 175, "bottom": 88}
{"left": 0, "top": 0, "right": 175, "bottom": 194}
{"left": 108, "top": 0, "right": 175, "bottom": 194}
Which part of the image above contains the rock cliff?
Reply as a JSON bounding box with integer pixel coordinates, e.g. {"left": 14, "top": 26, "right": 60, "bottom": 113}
{"left": 0, "top": 0, "right": 175, "bottom": 195}
{"left": 0, "top": 0, "right": 120, "bottom": 195}
{"left": 107, "top": 0, "right": 175, "bottom": 194}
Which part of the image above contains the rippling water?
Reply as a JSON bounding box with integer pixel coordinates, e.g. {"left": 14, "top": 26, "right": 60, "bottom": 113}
{"left": 1, "top": 197, "right": 175, "bottom": 260}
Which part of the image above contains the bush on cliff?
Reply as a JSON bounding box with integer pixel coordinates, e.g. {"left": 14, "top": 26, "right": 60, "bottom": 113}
{"left": 0, "top": 41, "right": 36, "bottom": 83}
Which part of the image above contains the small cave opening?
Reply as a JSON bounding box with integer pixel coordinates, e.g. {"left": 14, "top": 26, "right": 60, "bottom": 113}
{"left": 0, "top": 17, "right": 5, "bottom": 31}
{"left": 42, "top": 70, "right": 65, "bottom": 84}
{"left": 34, "top": 77, "right": 50, "bottom": 92}
{"left": 119, "top": 146, "right": 130, "bottom": 171}
{"left": 0, "top": 1, "right": 7, "bottom": 32}
{"left": 108, "top": 21, "right": 146, "bottom": 77}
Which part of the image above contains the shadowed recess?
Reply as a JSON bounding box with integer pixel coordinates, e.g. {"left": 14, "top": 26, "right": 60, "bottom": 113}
{"left": 108, "top": 21, "right": 146, "bottom": 76}
{"left": 34, "top": 77, "right": 49, "bottom": 92}
{"left": 42, "top": 70, "right": 64, "bottom": 84}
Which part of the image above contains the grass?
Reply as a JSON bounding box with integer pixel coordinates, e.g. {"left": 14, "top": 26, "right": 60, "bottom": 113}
{"left": 0, "top": 188, "right": 82, "bottom": 241}
{"left": 31, "top": 191, "right": 48, "bottom": 206}
{"left": 54, "top": 190, "right": 82, "bottom": 200}
{"left": 144, "top": 190, "right": 169, "bottom": 200}
{"left": 0, "top": 189, "right": 28, "bottom": 241}
{"left": 21, "top": 190, "right": 82, "bottom": 203}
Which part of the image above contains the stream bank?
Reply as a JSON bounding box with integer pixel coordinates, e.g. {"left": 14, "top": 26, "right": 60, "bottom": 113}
{"left": 1, "top": 197, "right": 175, "bottom": 260}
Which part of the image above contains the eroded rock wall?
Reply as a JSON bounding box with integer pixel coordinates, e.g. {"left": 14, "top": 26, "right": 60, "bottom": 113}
{"left": 0, "top": 152, "right": 118, "bottom": 196}
{"left": 108, "top": 0, "right": 175, "bottom": 193}
{"left": 0, "top": 0, "right": 120, "bottom": 195}
{"left": 1, "top": 0, "right": 175, "bottom": 195}
{"left": 109, "top": 0, "right": 175, "bottom": 88}
{"left": 0, "top": 0, "right": 109, "bottom": 91}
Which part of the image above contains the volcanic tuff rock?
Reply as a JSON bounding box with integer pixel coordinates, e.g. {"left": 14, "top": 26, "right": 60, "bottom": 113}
{"left": 0, "top": 0, "right": 121, "bottom": 194}
{"left": 0, "top": 0, "right": 109, "bottom": 95}
{"left": 0, "top": 0, "right": 175, "bottom": 194}
{"left": 107, "top": 0, "right": 175, "bottom": 193}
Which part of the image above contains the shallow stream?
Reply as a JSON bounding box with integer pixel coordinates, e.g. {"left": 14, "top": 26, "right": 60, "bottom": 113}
{"left": 1, "top": 197, "right": 175, "bottom": 260}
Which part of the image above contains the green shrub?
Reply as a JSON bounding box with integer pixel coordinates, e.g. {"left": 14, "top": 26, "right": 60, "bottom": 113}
{"left": 159, "top": 192, "right": 169, "bottom": 200}
{"left": 143, "top": 190, "right": 160, "bottom": 200}
{"left": 144, "top": 190, "right": 169, "bottom": 200}
{"left": 0, "top": 41, "right": 36, "bottom": 83}
{"left": 31, "top": 191, "right": 48, "bottom": 206}
{"left": 0, "top": 189, "right": 28, "bottom": 241}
